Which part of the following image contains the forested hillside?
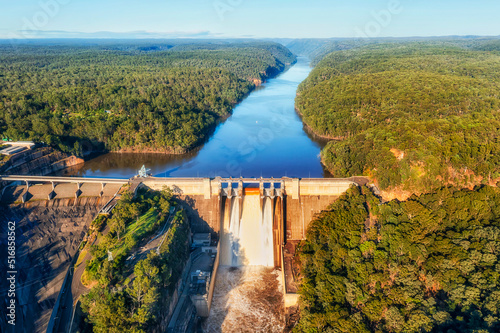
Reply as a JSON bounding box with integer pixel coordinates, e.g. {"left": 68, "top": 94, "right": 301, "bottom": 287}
{"left": 296, "top": 44, "right": 500, "bottom": 196}
{"left": 80, "top": 188, "right": 190, "bottom": 332}
{"left": 281, "top": 36, "right": 500, "bottom": 65}
{"left": 0, "top": 41, "right": 295, "bottom": 155}
{"left": 296, "top": 185, "right": 500, "bottom": 333}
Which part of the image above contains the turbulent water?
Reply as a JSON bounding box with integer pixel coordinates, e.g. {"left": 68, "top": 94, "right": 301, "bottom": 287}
{"left": 204, "top": 267, "right": 284, "bottom": 333}
{"left": 212, "top": 193, "right": 283, "bottom": 331}
{"left": 221, "top": 193, "right": 275, "bottom": 267}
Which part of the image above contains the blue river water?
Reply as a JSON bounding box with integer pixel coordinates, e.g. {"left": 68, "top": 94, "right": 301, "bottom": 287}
{"left": 58, "top": 58, "right": 331, "bottom": 179}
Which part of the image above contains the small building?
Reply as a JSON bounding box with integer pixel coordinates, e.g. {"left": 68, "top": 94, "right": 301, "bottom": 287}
{"left": 190, "top": 270, "right": 211, "bottom": 292}
{"left": 192, "top": 233, "right": 211, "bottom": 248}
{"left": 168, "top": 242, "right": 219, "bottom": 331}
{"left": 189, "top": 265, "right": 212, "bottom": 317}
{"left": 0, "top": 141, "right": 35, "bottom": 156}
{"left": 0, "top": 146, "right": 26, "bottom": 156}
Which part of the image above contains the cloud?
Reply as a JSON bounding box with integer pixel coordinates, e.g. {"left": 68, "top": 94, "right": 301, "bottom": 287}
{"left": 10, "top": 30, "right": 222, "bottom": 39}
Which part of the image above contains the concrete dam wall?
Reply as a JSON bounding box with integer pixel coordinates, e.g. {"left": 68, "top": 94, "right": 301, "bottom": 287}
{"left": 220, "top": 192, "right": 275, "bottom": 267}
{"left": 142, "top": 177, "right": 355, "bottom": 267}
{"left": 143, "top": 176, "right": 355, "bottom": 321}
{"left": 3, "top": 175, "right": 355, "bottom": 268}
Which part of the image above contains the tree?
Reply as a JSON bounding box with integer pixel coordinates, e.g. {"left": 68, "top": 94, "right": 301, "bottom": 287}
{"left": 110, "top": 216, "right": 126, "bottom": 241}
{"left": 295, "top": 186, "right": 500, "bottom": 332}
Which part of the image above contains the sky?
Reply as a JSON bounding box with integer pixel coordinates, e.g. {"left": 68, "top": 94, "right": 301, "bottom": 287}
{"left": 0, "top": 0, "right": 499, "bottom": 39}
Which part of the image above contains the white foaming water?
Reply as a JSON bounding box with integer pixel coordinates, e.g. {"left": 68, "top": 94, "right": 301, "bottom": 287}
{"left": 222, "top": 194, "right": 274, "bottom": 266}
{"left": 228, "top": 198, "right": 241, "bottom": 266}
{"left": 212, "top": 194, "right": 284, "bottom": 331}
{"left": 261, "top": 197, "right": 274, "bottom": 266}
{"left": 203, "top": 266, "right": 284, "bottom": 333}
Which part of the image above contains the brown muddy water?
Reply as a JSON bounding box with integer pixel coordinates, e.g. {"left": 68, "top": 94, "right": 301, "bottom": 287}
{"left": 203, "top": 266, "right": 284, "bottom": 333}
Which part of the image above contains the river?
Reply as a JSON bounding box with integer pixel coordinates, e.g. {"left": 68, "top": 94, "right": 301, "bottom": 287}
{"left": 57, "top": 57, "right": 330, "bottom": 179}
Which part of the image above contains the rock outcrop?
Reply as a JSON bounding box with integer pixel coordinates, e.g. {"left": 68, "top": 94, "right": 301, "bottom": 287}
{"left": 0, "top": 198, "right": 107, "bottom": 333}
{"left": 1, "top": 147, "right": 84, "bottom": 176}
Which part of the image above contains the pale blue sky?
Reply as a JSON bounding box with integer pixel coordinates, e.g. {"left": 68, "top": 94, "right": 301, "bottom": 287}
{"left": 0, "top": 0, "right": 499, "bottom": 39}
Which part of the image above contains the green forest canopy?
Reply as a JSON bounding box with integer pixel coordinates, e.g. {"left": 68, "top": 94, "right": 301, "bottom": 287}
{"left": 296, "top": 43, "right": 500, "bottom": 192}
{"left": 296, "top": 185, "right": 500, "bottom": 333}
{"left": 0, "top": 41, "right": 295, "bottom": 155}
{"left": 81, "top": 188, "right": 190, "bottom": 332}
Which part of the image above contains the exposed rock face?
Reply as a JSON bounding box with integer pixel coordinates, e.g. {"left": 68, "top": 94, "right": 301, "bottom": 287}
{"left": 1, "top": 147, "right": 84, "bottom": 176}
{"left": 0, "top": 198, "right": 106, "bottom": 333}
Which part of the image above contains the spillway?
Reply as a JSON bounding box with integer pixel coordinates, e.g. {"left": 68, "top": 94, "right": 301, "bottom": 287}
{"left": 221, "top": 189, "right": 275, "bottom": 267}
{"left": 139, "top": 176, "right": 354, "bottom": 331}
{"left": 207, "top": 184, "right": 284, "bottom": 332}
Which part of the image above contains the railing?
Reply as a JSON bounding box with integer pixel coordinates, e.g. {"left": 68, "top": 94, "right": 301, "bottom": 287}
{"left": 0, "top": 175, "right": 129, "bottom": 184}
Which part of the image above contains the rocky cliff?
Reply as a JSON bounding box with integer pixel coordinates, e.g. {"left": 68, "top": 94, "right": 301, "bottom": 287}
{"left": 0, "top": 197, "right": 107, "bottom": 333}
{"left": 1, "top": 147, "right": 84, "bottom": 176}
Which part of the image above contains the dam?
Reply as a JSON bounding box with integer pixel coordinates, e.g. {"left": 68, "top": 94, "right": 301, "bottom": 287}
{"left": 141, "top": 176, "right": 354, "bottom": 252}
{"left": 2, "top": 175, "right": 354, "bottom": 265}
{"left": 1, "top": 174, "right": 356, "bottom": 332}
{"left": 143, "top": 177, "right": 357, "bottom": 329}
{"left": 0, "top": 57, "right": 356, "bottom": 332}
{"left": 0, "top": 56, "right": 357, "bottom": 330}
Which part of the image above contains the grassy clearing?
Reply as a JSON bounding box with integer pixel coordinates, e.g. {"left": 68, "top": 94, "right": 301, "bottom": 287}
{"left": 112, "top": 207, "right": 159, "bottom": 258}
{"left": 75, "top": 249, "right": 88, "bottom": 269}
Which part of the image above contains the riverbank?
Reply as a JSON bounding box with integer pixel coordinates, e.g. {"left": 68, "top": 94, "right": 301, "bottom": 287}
{"left": 75, "top": 62, "right": 297, "bottom": 160}
{"left": 55, "top": 58, "right": 329, "bottom": 179}
{"left": 294, "top": 106, "right": 347, "bottom": 141}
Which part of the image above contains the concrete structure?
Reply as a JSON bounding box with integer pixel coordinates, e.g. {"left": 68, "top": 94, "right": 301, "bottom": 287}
{"left": 0, "top": 141, "right": 36, "bottom": 155}
{"left": 192, "top": 233, "right": 211, "bottom": 247}
{"left": 142, "top": 177, "right": 354, "bottom": 240}
{"left": 141, "top": 176, "right": 355, "bottom": 311}
{"left": 167, "top": 243, "right": 220, "bottom": 332}
{"left": 2, "top": 175, "right": 354, "bottom": 258}
{"left": 3, "top": 175, "right": 353, "bottom": 237}
{"left": 0, "top": 141, "right": 35, "bottom": 154}
{"left": 0, "top": 145, "right": 26, "bottom": 155}
{"left": 1, "top": 140, "right": 36, "bottom": 148}
{"left": 2, "top": 174, "right": 354, "bottom": 238}
{"left": 1, "top": 175, "right": 356, "bottom": 313}
{"left": 0, "top": 175, "right": 127, "bottom": 203}
{"left": 0, "top": 175, "right": 128, "bottom": 184}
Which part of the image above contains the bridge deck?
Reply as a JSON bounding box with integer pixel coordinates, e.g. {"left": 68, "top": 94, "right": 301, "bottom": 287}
{"left": 0, "top": 175, "right": 129, "bottom": 184}
{"left": 1, "top": 175, "right": 358, "bottom": 201}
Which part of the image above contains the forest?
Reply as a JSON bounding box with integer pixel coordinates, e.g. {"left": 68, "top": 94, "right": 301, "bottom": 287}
{"left": 80, "top": 187, "right": 190, "bottom": 332}
{"left": 296, "top": 43, "right": 500, "bottom": 194}
{"left": 0, "top": 41, "right": 295, "bottom": 155}
{"left": 295, "top": 185, "right": 500, "bottom": 333}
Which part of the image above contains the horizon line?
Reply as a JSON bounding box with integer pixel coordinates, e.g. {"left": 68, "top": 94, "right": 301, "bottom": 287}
{"left": 1, "top": 34, "right": 500, "bottom": 41}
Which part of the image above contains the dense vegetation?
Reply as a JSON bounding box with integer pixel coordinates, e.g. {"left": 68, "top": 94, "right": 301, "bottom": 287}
{"left": 296, "top": 185, "right": 500, "bottom": 333}
{"left": 283, "top": 37, "right": 500, "bottom": 65}
{"left": 296, "top": 43, "right": 500, "bottom": 193}
{"left": 80, "top": 188, "right": 190, "bottom": 332}
{"left": 0, "top": 41, "right": 295, "bottom": 155}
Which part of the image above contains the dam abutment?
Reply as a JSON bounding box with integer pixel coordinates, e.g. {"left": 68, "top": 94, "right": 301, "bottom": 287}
{"left": 1, "top": 175, "right": 356, "bottom": 320}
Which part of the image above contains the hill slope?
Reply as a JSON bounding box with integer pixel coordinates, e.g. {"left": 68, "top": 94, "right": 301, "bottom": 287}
{"left": 296, "top": 185, "right": 500, "bottom": 333}
{"left": 0, "top": 41, "right": 295, "bottom": 155}
{"left": 296, "top": 44, "right": 500, "bottom": 197}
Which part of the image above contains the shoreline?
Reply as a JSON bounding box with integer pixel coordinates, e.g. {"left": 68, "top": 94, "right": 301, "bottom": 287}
{"left": 79, "top": 61, "right": 299, "bottom": 161}
{"left": 294, "top": 106, "right": 347, "bottom": 141}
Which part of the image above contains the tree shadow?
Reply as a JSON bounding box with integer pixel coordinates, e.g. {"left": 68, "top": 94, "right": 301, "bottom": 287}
{"left": 177, "top": 195, "right": 218, "bottom": 239}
